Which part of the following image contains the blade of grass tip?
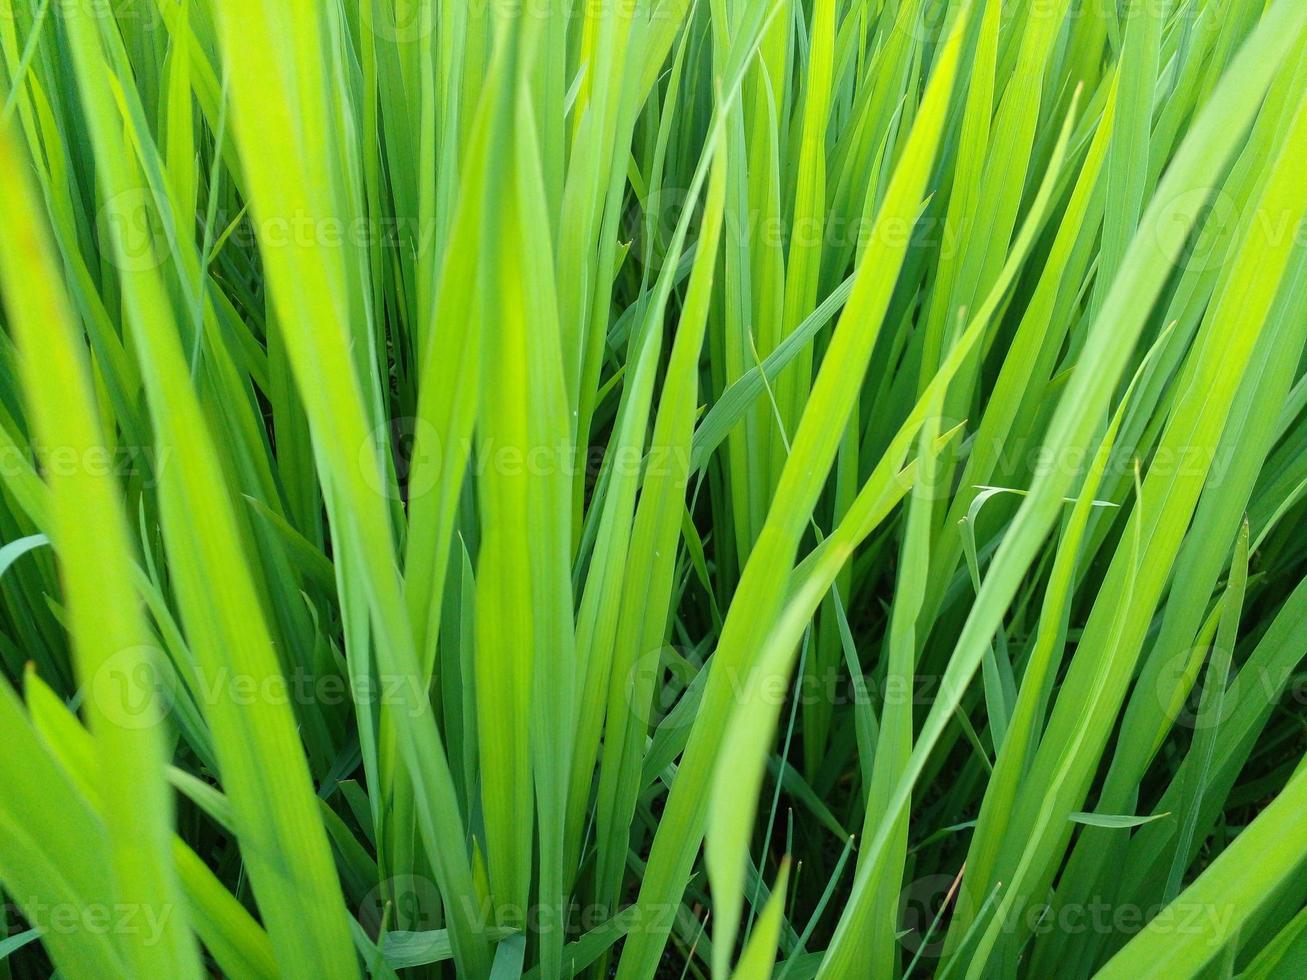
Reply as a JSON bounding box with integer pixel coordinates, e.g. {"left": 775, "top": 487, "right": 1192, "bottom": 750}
{"left": 820, "top": 4, "right": 1307, "bottom": 973}
{"left": 0, "top": 534, "right": 49, "bottom": 581}
{"left": 777, "top": 837, "right": 854, "bottom": 979}
{"left": 0, "top": 928, "right": 39, "bottom": 962}
{"left": 933, "top": 883, "right": 1005, "bottom": 980}
{"left": 617, "top": 11, "right": 971, "bottom": 976}
{"left": 1067, "top": 812, "right": 1172, "bottom": 829}
{"left": 730, "top": 861, "right": 791, "bottom": 980}
{"left": 903, "top": 865, "right": 966, "bottom": 980}
{"left": 959, "top": 492, "right": 1015, "bottom": 753}
{"left": 0, "top": 122, "right": 201, "bottom": 977}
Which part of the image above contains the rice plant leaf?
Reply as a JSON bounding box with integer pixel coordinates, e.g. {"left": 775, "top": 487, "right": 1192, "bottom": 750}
{"left": 0, "top": 121, "right": 200, "bottom": 978}
{"left": 1097, "top": 763, "right": 1307, "bottom": 979}
{"left": 1067, "top": 812, "right": 1171, "bottom": 829}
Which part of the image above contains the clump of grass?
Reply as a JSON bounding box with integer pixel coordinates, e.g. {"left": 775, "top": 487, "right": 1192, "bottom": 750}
{"left": 0, "top": 0, "right": 1306, "bottom": 978}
